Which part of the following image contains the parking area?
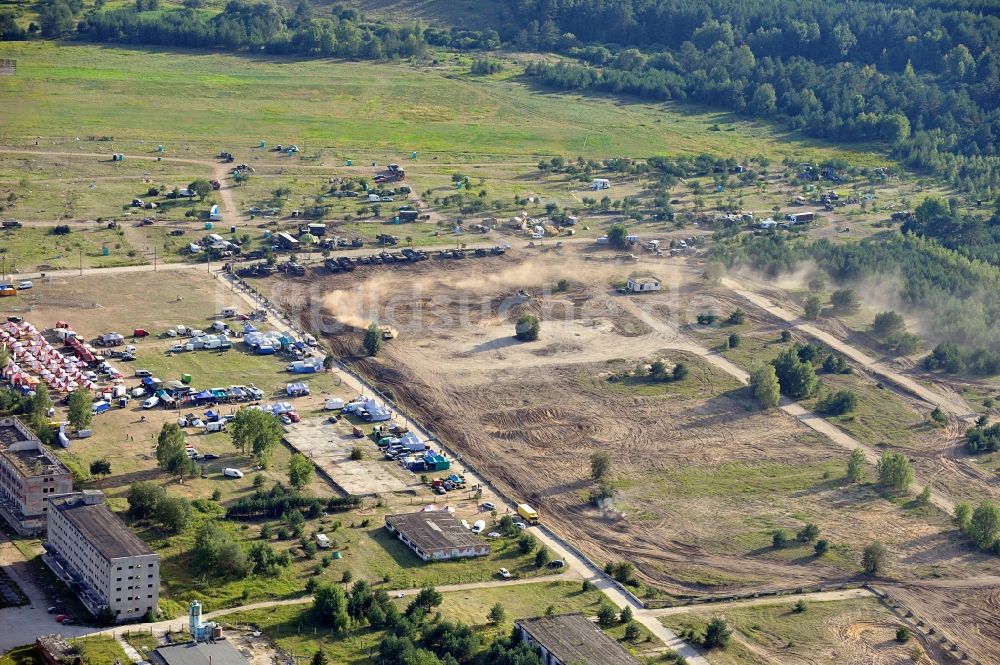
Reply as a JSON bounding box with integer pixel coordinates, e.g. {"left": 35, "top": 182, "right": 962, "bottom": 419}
{"left": 283, "top": 418, "right": 414, "bottom": 495}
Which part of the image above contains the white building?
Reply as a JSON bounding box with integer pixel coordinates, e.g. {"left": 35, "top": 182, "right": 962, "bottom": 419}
{"left": 0, "top": 416, "right": 74, "bottom": 534}
{"left": 43, "top": 490, "right": 159, "bottom": 622}
{"left": 626, "top": 276, "right": 661, "bottom": 293}
{"left": 385, "top": 511, "right": 490, "bottom": 561}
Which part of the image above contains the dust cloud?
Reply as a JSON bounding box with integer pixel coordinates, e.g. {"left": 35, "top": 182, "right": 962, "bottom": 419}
{"left": 320, "top": 257, "right": 684, "bottom": 331}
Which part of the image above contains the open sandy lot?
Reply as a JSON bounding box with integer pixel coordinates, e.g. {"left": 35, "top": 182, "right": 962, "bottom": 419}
{"left": 283, "top": 418, "right": 413, "bottom": 495}
{"left": 248, "top": 246, "right": 1000, "bottom": 662}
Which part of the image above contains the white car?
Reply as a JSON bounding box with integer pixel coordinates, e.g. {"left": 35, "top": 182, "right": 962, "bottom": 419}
{"left": 222, "top": 468, "right": 244, "bottom": 479}
{"left": 481, "top": 502, "right": 496, "bottom": 511}
{"left": 514, "top": 521, "right": 527, "bottom": 530}
{"left": 141, "top": 396, "right": 159, "bottom": 409}
{"left": 169, "top": 344, "right": 186, "bottom": 353}
{"left": 498, "top": 568, "right": 512, "bottom": 579}
{"left": 17, "top": 280, "right": 33, "bottom": 290}
{"left": 486, "top": 532, "right": 501, "bottom": 539}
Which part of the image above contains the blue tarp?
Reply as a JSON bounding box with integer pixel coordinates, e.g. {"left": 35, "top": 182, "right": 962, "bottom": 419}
{"left": 194, "top": 390, "right": 214, "bottom": 400}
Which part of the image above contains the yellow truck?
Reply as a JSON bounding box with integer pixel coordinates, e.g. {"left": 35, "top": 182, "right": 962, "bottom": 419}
{"left": 517, "top": 503, "right": 539, "bottom": 525}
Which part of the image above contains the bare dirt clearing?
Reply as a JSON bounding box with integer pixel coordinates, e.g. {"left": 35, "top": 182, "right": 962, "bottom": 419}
{"left": 261, "top": 251, "right": 1000, "bottom": 628}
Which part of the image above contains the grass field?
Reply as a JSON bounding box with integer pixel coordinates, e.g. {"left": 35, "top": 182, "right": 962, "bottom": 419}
{"left": 222, "top": 581, "right": 609, "bottom": 664}
{"left": 0, "top": 43, "right": 884, "bottom": 165}
{"left": 660, "top": 597, "right": 921, "bottom": 665}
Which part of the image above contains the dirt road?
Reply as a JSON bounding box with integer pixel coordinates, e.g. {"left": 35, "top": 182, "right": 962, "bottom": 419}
{"left": 219, "top": 269, "right": 712, "bottom": 663}
{"left": 646, "top": 587, "right": 873, "bottom": 617}
{"left": 616, "top": 296, "right": 958, "bottom": 516}
{"left": 722, "top": 277, "right": 977, "bottom": 422}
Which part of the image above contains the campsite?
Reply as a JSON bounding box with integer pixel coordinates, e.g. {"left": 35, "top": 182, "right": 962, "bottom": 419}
{"left": 1, "top": 10, "right": 1000, "bottom": 664}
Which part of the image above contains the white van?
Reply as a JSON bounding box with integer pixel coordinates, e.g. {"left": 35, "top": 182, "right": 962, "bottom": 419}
{"left": 205, "top": 421, "right": 227, "bottom": 433}
{"left": 471, "top": 520, "right": 486, "bottom": 534}
{"left": 222, "top": 468, "right": 244, "bottom": 479}
{"left": 141, "top": 396, "right": 159, "bottom": 409}
{"left": 316, "top": 533, "right": 331, "bottom": 549}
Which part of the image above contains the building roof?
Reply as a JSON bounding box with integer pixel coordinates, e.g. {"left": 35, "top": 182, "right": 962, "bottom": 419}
{"left": 49, "top": 493, "right": 153, "bottom": 560}
{"left": 0, "top": 416, "right": 71, "bottom": 477}
{"left": 517, "top": 614, "right": 642, "bottom": 665}
{"left": 629, "top": 276, "right": 660, "bottom": 284}
{"left": 385, "top": 511, "right": 488, "bottom": 554}
{"left": 156, "top": 641, "right": 247, "bottom": 665}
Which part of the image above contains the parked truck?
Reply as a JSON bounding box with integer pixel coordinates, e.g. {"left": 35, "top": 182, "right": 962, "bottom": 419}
{"left": 517, "top": 503, "right": 539, "bottom": 525}
{"left": 94, "top": 332, "right": 124, "bottom": 347}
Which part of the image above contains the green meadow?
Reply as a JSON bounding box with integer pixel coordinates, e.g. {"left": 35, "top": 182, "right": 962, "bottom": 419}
{"left": 0, "top": 42, "right": 883, "bottom": 164}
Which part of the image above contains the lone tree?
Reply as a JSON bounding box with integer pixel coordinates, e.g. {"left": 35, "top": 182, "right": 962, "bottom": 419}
{"left": 156, "top": 423, "right": 195, "bottom": 480}
{"left": 515, "top": 314, "right": 540, "bottom": 341}
{"left": 876, "top": 452, "right": 913, "bottom": 493}
{"left": 830, "top": 288, "right": 860, "bottom": 313}
{"left": 67, "top": 388, "right": 93, "bottom": 432}
{"left": 487, "top": 602, "right": 506, "bottom": 625}
{"left": 89, "top": 458, "right": 111, "bottom": 482}
{"left": 803, "top": 294, "right": 823, "bottom": 320}
{"left": 871, "top": 311, "right": 906, "bottom": 338}
{"left": 363, "top": 322, "right": 382, "bottom": 357}
{"left": 607, "top": 223, "right": 629, "bottom": 249}
{"left": 749, "top": 363, "right": 780, "bottom": 409}
{"left": 288, "top": 452, "right": 314, "bottom": 489}
{"left": 231, "top": 408, "right": 284, "bottom": 467}
{"left": 189, "top": 178, "right": 212, "bottom": 201}
{"left": 704, "top": 617, "right": 732, "bottom": 649}
{"left": 847, "top": 447, "right": 866, "bottom": 483}
{"left": 591, "top": 451, "right": 612, "bottom": 482}
{"left": 862, "top": 541, "right": 889, "bottom": 576}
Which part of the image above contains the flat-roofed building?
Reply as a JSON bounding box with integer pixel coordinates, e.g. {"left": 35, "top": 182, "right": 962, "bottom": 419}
{"left": 43, "top": 490, "right": 159, "bottom": 622}
{"left": 516, "top": 614, "right": 643, "bottom": 665}
{"left": 0, "top": 416, "right": 73, "bottom": 534}
{"left": 384, "top": 511, "right": 490, "bottom": 561}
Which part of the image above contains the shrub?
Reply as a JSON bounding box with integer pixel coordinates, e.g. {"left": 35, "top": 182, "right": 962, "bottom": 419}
{"left": 817, "top": 390, "right": 858, "bottom": 415}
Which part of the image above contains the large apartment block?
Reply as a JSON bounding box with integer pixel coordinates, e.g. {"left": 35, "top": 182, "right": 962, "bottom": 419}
{"left": 43, "top": 490, "right": 159, "bottom": 622}
{"left": 0, "top": 416, "right": 73, "bottom": 534}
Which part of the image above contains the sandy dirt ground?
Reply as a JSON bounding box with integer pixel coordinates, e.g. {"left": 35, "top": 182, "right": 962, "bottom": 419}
{"left": 259, "top": 251, "right": 998, "bottom": 611}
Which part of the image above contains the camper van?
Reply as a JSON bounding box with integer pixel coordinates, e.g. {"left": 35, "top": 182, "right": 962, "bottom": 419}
{"left": 205, "top": 421, "right": 227, "bottom": 433}
{"left": 223, "top": 468, "right": 244, "bottom": 479}
{"left": 209, "top": 205, "right": 222, "bottom": 221}
{"left": 315, "top": 533, "right": 331, "bottom": 549}
{"left": 590, "top": 178, "right": 610, "bottom": 190}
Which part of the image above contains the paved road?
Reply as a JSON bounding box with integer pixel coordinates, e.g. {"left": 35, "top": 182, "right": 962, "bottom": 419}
{"left": 0, "top": 535, "right": 98, "bottom": 652}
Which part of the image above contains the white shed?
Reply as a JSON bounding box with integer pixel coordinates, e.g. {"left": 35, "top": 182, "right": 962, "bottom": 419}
{"left": 626, "top": 276, "right": 662, "bottom": 293}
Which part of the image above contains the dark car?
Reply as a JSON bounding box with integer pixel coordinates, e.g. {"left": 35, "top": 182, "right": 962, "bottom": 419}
{"left": 203, "top": 453, "right": 220, "bottom": 460}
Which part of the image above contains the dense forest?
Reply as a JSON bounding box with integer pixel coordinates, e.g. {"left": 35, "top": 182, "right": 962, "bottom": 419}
{"left": 0, "top": 1, "right": 499, "bottom": 58}
{"left": 710, "top": 224, "right": 1000, "bottom": 375}
{"left": 502, "top": 0, "right": 1000, "bottom": 197}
